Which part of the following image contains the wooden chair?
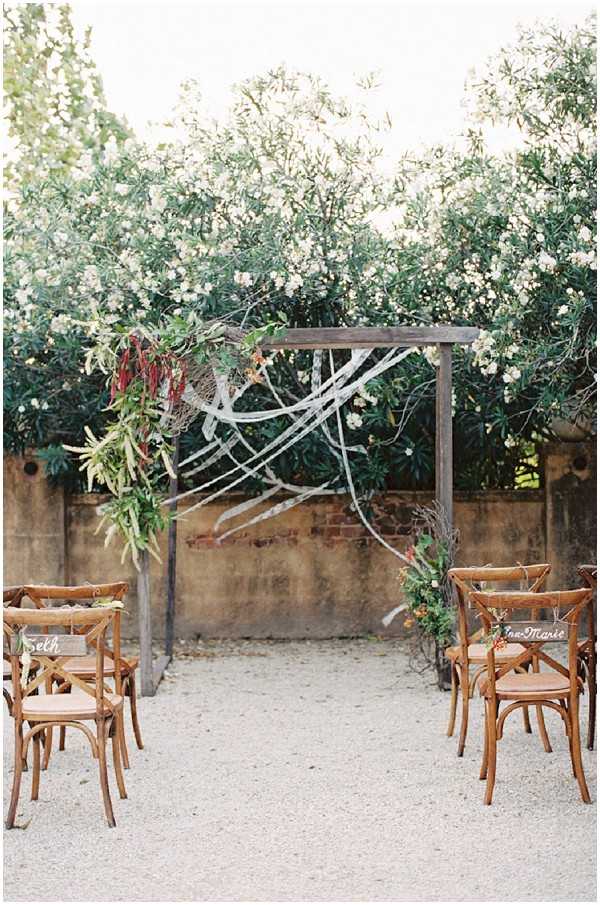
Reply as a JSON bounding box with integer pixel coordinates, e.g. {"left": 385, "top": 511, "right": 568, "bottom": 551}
{"left": 465, "top": 586, "right": 593, "bottom": 805}
{"left": 577, "top": 564, "right": 596, "bottom": 750}
{"left": 3, "top": 587, "right": 27, "bottom": 714}
{"left": 446, "top": 564, "right": 552, "bottom": 756}
{"left": 4, "top": 604, "right": 127, "bottom": 827}
{"left": 21, "top": 584, "right": 143, "bottom": 770}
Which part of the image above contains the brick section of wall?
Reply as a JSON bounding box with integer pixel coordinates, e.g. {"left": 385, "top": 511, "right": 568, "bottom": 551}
{"left": 186, "top": 529, "right": 300, "bottom": 549}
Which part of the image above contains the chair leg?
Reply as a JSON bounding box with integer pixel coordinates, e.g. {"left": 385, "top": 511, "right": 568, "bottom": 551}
{"left": 446, "top": 662, "right": 458, "bottom": 737}
{"left": 479, "top": 701, "right": 489, "bottom": 780}
{"left": 484, "top": 699, "right": 498, "bottom": 805}
{"left": 457, "top": 665, "right": 469, "bottom": 756}
{"left": 111, "top": 719, "right": 128, "bottom": 799}
{"left": 569, "top": 694, "right": 591, "bottom": 803}
{"left": 31, "top": 731, "right": 41, "bottom": 801}
{"left": 535, "top": 704, "right": 553, "bottom": 753}
{"left": 587, "top": 656, "right": 596, "bottom": 751}
{"left": 59, "top": 726, "right": 66, "bottom": 751}
{"left": 128, "top": 672, "right": 144, "bottom": 750}
{"left": 117, "top": 708, "right": 130, "bottom": 770}
{"left": 97, "top": 720, "right": 116, "bottom": 827}
{"left": 6, "top": 721, "right": 24, "bottom": 829}
{"left": 42, "top": 726, "right": 53, "bottom": 770}
{"left": 530, "top": 655, "right": 552, "bottom": 752}
{"left": 565, "top": 701, "right": 577, "bottom": 778}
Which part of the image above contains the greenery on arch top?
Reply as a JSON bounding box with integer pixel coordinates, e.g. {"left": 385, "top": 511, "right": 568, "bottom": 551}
{"left": 65, "top": 313, "right": 285, "bottom": 566}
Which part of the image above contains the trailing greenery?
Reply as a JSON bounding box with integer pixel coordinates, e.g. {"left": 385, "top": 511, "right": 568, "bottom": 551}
{"left": 3, "top": 10, "right": 596, "bottom": 497}
{"left": 65, "top": 316, "right": 283, "bottom": 564}
{"left": 399, "top": 504, "right": 457, "bottom": 649}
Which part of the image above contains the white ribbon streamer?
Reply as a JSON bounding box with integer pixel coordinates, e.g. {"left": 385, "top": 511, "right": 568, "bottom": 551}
{"left": 166, "top": 347, "right": 406, "bottom": 508}
{"left": 169, "top": 347, "right": 414, "bottom": 526}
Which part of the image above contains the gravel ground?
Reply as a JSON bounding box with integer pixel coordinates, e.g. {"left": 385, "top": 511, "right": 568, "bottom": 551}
{"left": 3, "top": 638, "right": 597, "bottom": 902}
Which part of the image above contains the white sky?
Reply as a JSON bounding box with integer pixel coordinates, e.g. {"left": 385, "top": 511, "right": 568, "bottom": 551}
{"left": 71, "top": 1, "right": 592, "bottom": 158}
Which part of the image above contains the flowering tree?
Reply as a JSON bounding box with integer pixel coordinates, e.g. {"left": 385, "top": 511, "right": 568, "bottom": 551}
{"left": 365, "top": 16, "right": 596, "bottom": 485}
{"left": 4, "top": 68, "right": 402, "bottom": 493}
{"left": 4, "top": 15, "right": 596, "bottom": 499}
{"left": 3, "top": 2, "right": 128, "bottom": 188}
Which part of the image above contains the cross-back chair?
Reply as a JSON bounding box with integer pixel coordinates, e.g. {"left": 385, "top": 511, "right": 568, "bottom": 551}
{"left": 4, "top": 605, "right": 127, "bottom": 828}
{"left": 463, "top": 586, "right": 593, "bottom": 805}
{"left": 446, "top": 564, "right": 552, "bottom": 756}
{"left": 577, "top": 564, "right": 596, "bottom": 750}
{"left": 21, "top": 583, "right": 143, "bottom": 770}
{"left": 3, "top": 587, "right": 27, "bottom": 714}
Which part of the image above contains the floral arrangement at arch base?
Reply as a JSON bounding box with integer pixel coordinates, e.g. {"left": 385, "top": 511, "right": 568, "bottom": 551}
{"left": 398, "top": 502, "right": 459, "bottom": 687}
{"left": 66, "top": 312, "right": 285, "bottom": 567}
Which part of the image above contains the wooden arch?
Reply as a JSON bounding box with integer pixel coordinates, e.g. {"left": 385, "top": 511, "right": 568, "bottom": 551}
{"left": 138, "top": 325, "right": 480, "bottom": 695}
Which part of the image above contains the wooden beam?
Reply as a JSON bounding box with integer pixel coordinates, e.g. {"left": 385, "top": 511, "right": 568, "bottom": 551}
{"left": 137, "top": 549, "right": 155, "bottom": 696}
{"left": 261, "top": 326, "right": 479, "bottom": 350}
{"left": 152, "top": 654, "right": 171, "bottom": 692}
{"left": 165, "top": 435, "right": 180, "bottom": 661}
{"left": 435, "top": 343, "right": 453, "bottom": 530}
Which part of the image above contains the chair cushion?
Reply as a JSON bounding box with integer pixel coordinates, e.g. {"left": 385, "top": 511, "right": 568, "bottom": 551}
{"left": 445, "top": 642, "right": 526, "bottom": 663}
{"left": 60, "top": 655, "right": 138, "bottom": 677}
{"left": 22, "top": 691, "right": 122, "bottom": 720}
{"left": 478, "top": 671, "right": 574, "bottom": 700}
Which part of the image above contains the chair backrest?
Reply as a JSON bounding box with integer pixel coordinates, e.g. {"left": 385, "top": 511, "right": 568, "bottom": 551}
{"left": 578, "top": 564, "right": 597, "bottom": 589}
{"left": 467, "top": 587, "right": 592, "bottom": 697}
{"left": 22, "top": 583, "right": 128, "bottom": 608}
{"left": 21, "top": 582, "right": 128, "bottom": 664}
{"left": 3, "top": 586, "right": 25, "bottom": 608}
{"left": 3, "top": 605, "right": 120, "bottom": 721}
{"left": 448, "top": 564, "right": 551, "bottom": 654}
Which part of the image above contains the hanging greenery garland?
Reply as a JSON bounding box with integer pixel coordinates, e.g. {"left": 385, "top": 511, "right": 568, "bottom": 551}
{"left": 66, "top": 312, "right": 284, "bottom": 567}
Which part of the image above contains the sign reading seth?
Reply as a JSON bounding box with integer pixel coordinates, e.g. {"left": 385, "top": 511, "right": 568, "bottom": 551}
{"left": 501, "top": 621, "right": 569, "bottom": 643}
{"left": 10, "top": 633, "right": 87, "bottom": 656}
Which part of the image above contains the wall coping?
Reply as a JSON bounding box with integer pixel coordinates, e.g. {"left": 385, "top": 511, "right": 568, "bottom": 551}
{"left": 68, "top": 488, "right": 544, "bottom": 506}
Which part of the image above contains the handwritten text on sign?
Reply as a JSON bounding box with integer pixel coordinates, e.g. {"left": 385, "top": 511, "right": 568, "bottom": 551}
{"left": 10, "top": 634, "right": 87, "bottom": 656}
{"left": 501, "top": 621, "right": 569, "bottom": 643}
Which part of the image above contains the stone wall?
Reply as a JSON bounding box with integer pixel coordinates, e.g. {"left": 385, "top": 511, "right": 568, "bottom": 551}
{"left": 542, "top": 441, "right": 597, "bottom": 589}
{"left": 3, "top": 443, "right": 595, "bottom": 639}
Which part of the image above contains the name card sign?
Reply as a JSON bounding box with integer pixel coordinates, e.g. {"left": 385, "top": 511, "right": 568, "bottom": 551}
{"left": 501, "top": 621, "right": 569, "bottom": 643}
{"left": 10, "top": 633, "right": 87, "bottom": 657}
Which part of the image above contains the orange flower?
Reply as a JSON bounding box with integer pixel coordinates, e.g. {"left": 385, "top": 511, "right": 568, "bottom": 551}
{"left": 252, "top": 350, "right": 266, "bottom": 366}
{"left": 403, "top": 617, "right": 415, "bottom": 629}
{"left": 245, "top": 368, "right": 263, "bottom": 384}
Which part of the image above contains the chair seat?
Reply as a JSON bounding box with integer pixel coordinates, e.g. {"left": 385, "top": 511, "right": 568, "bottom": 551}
{"left": 445, "top": 642, "right": 526, "bottom": 664}
{"left": 479, "top": 671, "right": 578, "bottom": 700}
{"left": 22, "top": 691, "right": 123, "bottom": 721}
{"left": 60, "top": 655, "right": 138, "bottom": 678}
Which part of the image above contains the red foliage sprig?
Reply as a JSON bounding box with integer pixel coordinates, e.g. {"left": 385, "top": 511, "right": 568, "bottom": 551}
{"left": 109, "top": 333, "right": 188, "bottom": 407}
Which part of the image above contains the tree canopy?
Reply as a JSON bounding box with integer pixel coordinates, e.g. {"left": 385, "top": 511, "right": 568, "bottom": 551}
{"left": 3, "top": 9, "right": 596, "bottom": 496}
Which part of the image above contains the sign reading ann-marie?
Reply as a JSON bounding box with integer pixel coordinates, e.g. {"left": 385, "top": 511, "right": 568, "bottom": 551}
{"left": 10, "top": 633, "right": 87, "bottom": 656}
{"left": 501, "top": 621, "right": 569, "bottom": 643}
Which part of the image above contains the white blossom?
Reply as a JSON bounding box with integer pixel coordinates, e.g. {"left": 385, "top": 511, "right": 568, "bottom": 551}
{"left": 503, "top": 365, "right": 522, "bottom": 384}
{"left": 537, "top": 251, "right": 557, "bottom": 273}
{"left": 346, "top": 412, "right": 363, "bottom": 430}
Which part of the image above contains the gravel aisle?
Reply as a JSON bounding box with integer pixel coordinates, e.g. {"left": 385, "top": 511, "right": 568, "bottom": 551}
{"left": 3, "top": 639, "right": 597, "bottom": 902}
